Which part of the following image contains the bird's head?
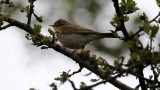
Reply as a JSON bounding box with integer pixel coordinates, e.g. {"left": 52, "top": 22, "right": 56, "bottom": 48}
{"left": 49, "top": 19, "right": 70, "bottom": 27}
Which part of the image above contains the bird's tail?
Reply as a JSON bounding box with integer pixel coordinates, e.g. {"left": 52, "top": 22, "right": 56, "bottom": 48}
{"left": 85, "top": 33, "right": 118, "bottom": 43}
{"left": 97, "top": 33, "right": 117, "bottom": 38}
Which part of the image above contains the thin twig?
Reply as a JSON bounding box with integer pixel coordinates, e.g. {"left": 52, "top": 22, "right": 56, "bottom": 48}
{"left": 81, "top": 72, "right": 92, "bottom": 76}
{"left": 131, "top": 11, "right": 160, "bottom": 39}
{"left": 68, "top": 79, "right": 77, "bottom": 90}
{"left": 151, "top": 64, "right": 158, "bottom": 83}
{"left": 27, "top": 0, "right": 35, "bottom": 25}
{"left": 108, "top": 62, "right": 156, "bottom": 83}
{"left": 112, "top": 0, "right": 130, "bottom": 39}
{"left": 50, "top": 82, "right": 57, "bottom": 90}
{"left": 70, "top": 67, "right": 83, "bottom": 76}
{"left": 135, "top": 84, "right": 140, "bottom": 90}
{"left": 0, "top": 23, "right": 12, "bottom": 30}
{"left": 86, "top": 73, "right": 123, "bottom": 89}
{"left": 149, "top": 11, "right": 160, "bottom": 23}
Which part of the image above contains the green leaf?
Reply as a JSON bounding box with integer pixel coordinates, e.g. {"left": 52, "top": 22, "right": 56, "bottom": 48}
{"left": 33, "top": 24, "right": 42, "bottom": 34}
{"left": 80, "top": 82, "right": 87, "bottom": 89}
{"left": 143, "top": 23, "right": 150, "bottom": 34}
{"left": 54, "top": 77, "right": 61, "bottom": 81}
{"left": 132, "top": 68, "right": 140, "bottom": 73}
{"left": 123, "top": 15, "right": 129, "bottom": 22}
{"left": 47, "top": 36, "right": 53, "bottom": 42}
{"left": 151, "top": 25, "right": 159, "bottom": 38}
{"left": 48, "top": 28, "right": 55, "bottom": 35}
{"left": 0, "top": 13, "right": 11, "bottom": 19}
{"left": 20, "top": 6, "right": 30, "bottom": 13}
{"left": 120, "top": 0, "right": 139, "bottom": 14}
{"left": 90, "top": 79, "right": 99, "bottom": 82}
{"left": 0, "top": 13, "right": 11, "bottom": 26}
{"left": 110, "top": 14, "right": 121, "bottom": 27}
{"left": 156, "top": 0, "right": 160, "bottom": 7}
{"left": 0, "top": 19, "right": 4, "bottom": 26}
{"left": 114, "top": 60, "right": 119, "bottom": 67}
{"left": 41, "top": 46, "right": 48, "bottom": 49}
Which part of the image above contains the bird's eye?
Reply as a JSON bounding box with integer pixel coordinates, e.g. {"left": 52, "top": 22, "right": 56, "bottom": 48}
{"left": 59, "top": 23, "right": 64, "bottom": 26}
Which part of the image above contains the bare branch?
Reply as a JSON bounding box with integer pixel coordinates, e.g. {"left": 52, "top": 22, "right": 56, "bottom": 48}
{"left": 68, "top": 80, "right": 78, "bottom": 90}
{"left": 27, "top": 0, "right": 35, "bottom": 25}
{"left": 86, "top": 73, "right": 123, "bottom": 90}
{"left": 50, "top": 82, "right": 57, "bottom": 90}
{"left": 0, "top": 23, "right": 12, "bottom": 30}
{"left": 149, "top": 11, "right": 160, "bottom": 23}
{"left": 70, "top": 67, "right": 83, "bottom": 76}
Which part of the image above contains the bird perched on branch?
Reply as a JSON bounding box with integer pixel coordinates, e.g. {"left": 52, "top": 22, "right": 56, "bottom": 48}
{"left": 50, "top": 19, "right": 117, "bottom": 50}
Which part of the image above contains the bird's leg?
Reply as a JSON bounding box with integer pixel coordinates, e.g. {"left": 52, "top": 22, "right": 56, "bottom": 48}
{"left": 81, "top": 45, "right": 85, "bottom": 53}
{"left": 73, "top": 46, "right": 86, "bottom": 56}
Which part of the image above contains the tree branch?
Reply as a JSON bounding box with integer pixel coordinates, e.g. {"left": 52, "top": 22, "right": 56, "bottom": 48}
{"left": 86, "top": 73, "right": 123, "bottom": 89}
{"left": 0, "top": 23, "right": 12, "bottom": 30}
{"left": 70, "top": 67, "right": 83, "bottom": 76}
{"left": 3, "top": 16, "right": 134, "bottom": 90}
{"left": 27, "top": 0, "right": 35, "bottom": 25}
{"left": 112, "top": 0, "right": 130, "bottom": 39}
{"left": 68, "top": 80, "right": 77, "bottom": 90}
{"left": 131, "top": 11, "right": 160, "bottom": 39}
{"left": 138, "top": 66, "right": 147, "bottom": 90}
{"left": 112, "top": 1, "right": 148, "bottom": 90}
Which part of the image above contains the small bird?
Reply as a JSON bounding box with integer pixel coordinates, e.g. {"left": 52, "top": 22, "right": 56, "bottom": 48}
{"left": 50, "top": 19, "right": 117, "bottom": 50}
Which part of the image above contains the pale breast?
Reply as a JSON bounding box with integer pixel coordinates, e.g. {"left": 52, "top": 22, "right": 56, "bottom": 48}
{"left": 56, "top": 33, "right": 88, "bottom": 49}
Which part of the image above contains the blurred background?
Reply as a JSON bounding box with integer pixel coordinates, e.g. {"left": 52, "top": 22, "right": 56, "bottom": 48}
{"left": 0, "top": 0, "right": 159, "bottom": 90}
